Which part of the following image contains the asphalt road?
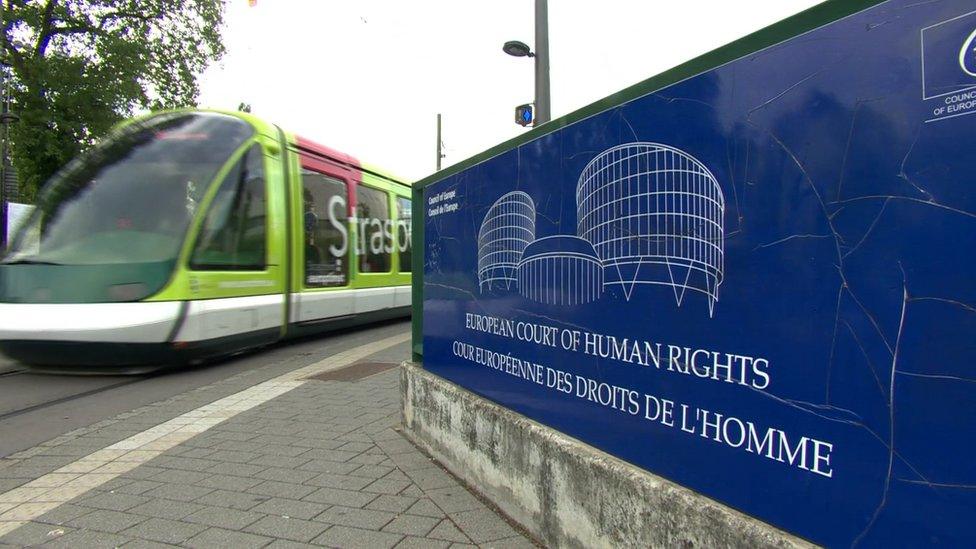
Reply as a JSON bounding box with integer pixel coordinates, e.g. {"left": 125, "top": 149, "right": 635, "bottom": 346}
{"left": 0, "top": 319, "right": 412, "bottom": 458}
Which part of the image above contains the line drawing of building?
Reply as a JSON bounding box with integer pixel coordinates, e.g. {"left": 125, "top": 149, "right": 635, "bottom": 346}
{"left": 478, "top": 191, "right": 536, "bottom": 293}
{"left": 516, "top": 236, "right": 604, "bottom": 306}
{"left": 476, "top": 142, "right": 724, "bottom": 316}
{"left": 576, "top": 142, "right": 725, "bottom": 316}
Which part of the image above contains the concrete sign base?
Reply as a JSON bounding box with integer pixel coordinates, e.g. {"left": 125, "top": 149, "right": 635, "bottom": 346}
{"left": 401, "top": 362, "right": 814, "bottom": 549}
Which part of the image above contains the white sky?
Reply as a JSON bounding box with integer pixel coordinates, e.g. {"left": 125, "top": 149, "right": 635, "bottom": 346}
{"left": 198, "top": 0, "right": 822, "bottom": 182}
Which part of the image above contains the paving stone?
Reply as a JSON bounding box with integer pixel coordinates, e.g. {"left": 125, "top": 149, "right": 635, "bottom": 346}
{"left": 428, "top": 519, "right": 473, "bottom": 543}
{"left": 183, "top": 506, "right": 264, "bottom": 530}
{"left": 0, "top": 465, "right": 64, "bottom": 479}
{"left": 248, "top": 480, "right": 317, "bottom": 499}
{"left": 306, "top": 472, "right": 374, "bottom": 490}
{"left": 404, "top": 498, "right": 447, "bottom": 519}
{"left": 43, "top": 529, "right": 131, "bottom": 548}
{"left": 394, "top": 536, "right": 452, "bottom": 549}
{"left": 426, "top": 486, "right": 486, "bottom": 514}
{"left": 404, "top": 468, "right": 456, "bottom": 490}
{"left": 249, "top": 454, "right": 311, "bottom": 469}
{"left": 98, "top": 478, "right": 133, "bottom": 492}
{"left": 255, "top": 467, "right": 318, "bottom": 484}
{"left": 205, "top": 461, "right": 266, "bottom": 478}
{"left": 389, "top": 452, "right": 438, "bottom": 472}
{"left": 0, "top": 479, "right": 25, "bottom": 493}
{"left": 348, "top": 464, "right": 395, "bottom": 479}
{"left": 197, "top": 473, "right": 264, "bottom": 491}
{"left": 302, "top": 448, "right": 360, "bottom": 463}
{"left": 142, "top": 483, "right": 214, "bottom": 502}
{"left": 401, "top": 485, "right": 425, "bottom": 498}
{"left": 112, "top": 480, "right": 165, "bottom": 496}
{"left": 77, "top": 492, "right": 151, "bottom": 512}
{"left": 152, "top": 456, "right": 217, "bottom": 472}
{"left": 336, "top": 441, "right": 373, "bottom": 453}
{"left": 298, "top": 459, "right": 362, "bottom": 475}
{"left": 147, "top": 469, "right": 211, "bottom": 485}
{"left": 121, "top": 516, "right": 207, "bottom": 544}
{"left": 209, "top": 431, "right": 256, "bottom": 442}
{"left": 120, "top": 538, "right": 182, "bottom": 549}
{"left": 251, "top": 497, "right": 329, "bottom": 520}
{"left": 375, "top": 437, "right": 418, "bottom": 455}
{"left": 305, "top": 486, "right": 378, "bottom": 508}
{"left": 119, "top": 465, "right": 169, "bottom": 481}
{"left": 0, "top": 521, "right": 74, "bottom": 545}
{"left": 313, "top": 525, "right": 403, "bottom": 549}
{"left": 315, "top": 505, "right": 396, "bottom": 530}
{"left": 382, "top": 514, "right": 440, "bottom": 537}
{"left": 484, "top": 536, "right": 540, "bottom": 548}
{"left": 129, "top": 498, "right": 206, "bottom": 520}
{"left": 366, "top": 494, "right": 418, "bottom": 514}
{"left": 266, "top": 539, "right": 321, "bottom": 549}
{"left": 244, "top": 514, "right": 329, "bottom": 543}
{"left": 177, "top": 448, "right": 217, "bottom": 460}
{"left": 381, "top": 469, "right": 412, "bottom": 484}
{"left": 349, "top": 453, "right": 388, "bottom": 466}
{"left": 195, "top": 489, "right": 270, "bottom": 511}
{"left": 66, "top": 509, "right": 148, "bottom": 533}
{"left": 294, "top": 437, "right": 345, "bottom": 450}
{"left": 450, "top": 508, "right": 519, "bottom": 543}
{"left": 363, "top": 477, "right": 411, "bottom": 495}
{"left": 34, "top": 502, "right": 92, "bottom": 525}
{"left": 206, "top": 450, "right": 261, "bottom": 464}
{"left": 185, "top": 527, "right": 272, "bottom": 548}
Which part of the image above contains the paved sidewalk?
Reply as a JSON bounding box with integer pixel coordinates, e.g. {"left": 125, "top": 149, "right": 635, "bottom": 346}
{"left": 0, "top": 337, "right": 536, "bottom": 548}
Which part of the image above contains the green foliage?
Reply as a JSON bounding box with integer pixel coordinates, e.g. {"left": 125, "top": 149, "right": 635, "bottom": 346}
{"left": 1, "top": 0, "right": 226, "bottom": 202}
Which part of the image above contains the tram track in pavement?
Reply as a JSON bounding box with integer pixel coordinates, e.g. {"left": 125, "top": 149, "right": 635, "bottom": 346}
{"left": 0, "top": 373, "right": 150, "bottom": 423}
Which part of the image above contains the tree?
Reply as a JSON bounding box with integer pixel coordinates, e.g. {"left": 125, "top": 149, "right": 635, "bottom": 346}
{"left": 0, "top": 0, "right": 226, "bottom": 201}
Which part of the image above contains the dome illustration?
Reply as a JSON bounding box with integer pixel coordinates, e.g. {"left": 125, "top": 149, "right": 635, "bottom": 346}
{"left": 478, "top": 191, "right": 536, "bottom": 293}
{"left": 576, "top": 142, "right": 724, "bottom": 315}
{"left": 516, "top": 236, "right": 604, "bottom": 306}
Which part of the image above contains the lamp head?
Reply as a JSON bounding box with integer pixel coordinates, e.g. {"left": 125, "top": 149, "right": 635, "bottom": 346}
{"left": 503, "top": 40, "right": 533, "bottom": 58}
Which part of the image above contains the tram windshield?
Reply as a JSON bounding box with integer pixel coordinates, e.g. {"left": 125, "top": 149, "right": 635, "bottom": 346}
{"left": 2, "top": 113, "right": 254, "bottom": 265}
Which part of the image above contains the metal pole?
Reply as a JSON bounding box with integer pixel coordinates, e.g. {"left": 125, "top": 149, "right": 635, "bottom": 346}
{"left": 0, "top": 3, "right": 5, "bottom": 249}
{"left": 0, "top": 65, "right": 6, "bottom": 249}
{"left": 534, "top": 0, "right": 551, "bottom": 125}
{"left": 436, "top": 113, "right": 444, "bottom": 171}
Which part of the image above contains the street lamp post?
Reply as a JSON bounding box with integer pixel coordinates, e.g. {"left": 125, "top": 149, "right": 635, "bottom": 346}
{"left": 533, "top": 0, "right": 550, "bottom": 125}
{"left": 503, "top": 0, "right": 550, "bottom": 126}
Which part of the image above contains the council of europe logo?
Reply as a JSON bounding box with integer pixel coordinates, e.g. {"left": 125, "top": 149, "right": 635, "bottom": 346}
{"left": 921, "top": 11, "right": 976, "bottom": 100}
{"left": 961, "top": 28, "right": 976, "bottom": 77}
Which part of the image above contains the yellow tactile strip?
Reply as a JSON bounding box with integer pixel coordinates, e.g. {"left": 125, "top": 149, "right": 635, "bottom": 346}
{"left": 0, "top": 331, "right": 410, "bottom": 536}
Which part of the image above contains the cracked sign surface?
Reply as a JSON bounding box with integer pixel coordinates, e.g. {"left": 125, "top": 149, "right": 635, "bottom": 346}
{"left": 422, "top": 1, "right": 975, "bottom": 546}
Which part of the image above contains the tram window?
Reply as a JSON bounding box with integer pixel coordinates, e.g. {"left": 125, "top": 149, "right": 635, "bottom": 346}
{"left": 190, "top": 144, "right": 267, "bottom": 270}
{"left": 301, "top": 170, "right": 349, "bottom": 288}
{"left": 396, "top": 197, "right": 411, "bottom": 273}
{"left": 356, "top": 185, "right": 391, "bottom": 273}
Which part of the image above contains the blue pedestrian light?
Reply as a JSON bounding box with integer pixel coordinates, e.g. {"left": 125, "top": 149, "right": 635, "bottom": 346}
{"left": 516, "top": 104, "right": 534, "bottom": 127}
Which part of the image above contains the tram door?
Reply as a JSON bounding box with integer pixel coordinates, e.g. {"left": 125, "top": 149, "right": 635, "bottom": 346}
{"left": 292, "top": 153, "right": 355, "bottom": 323}
{"left": 184, "top": 143, "right": 285, "bottom": 343}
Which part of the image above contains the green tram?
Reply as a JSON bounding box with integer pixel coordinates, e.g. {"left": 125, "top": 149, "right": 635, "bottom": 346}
{"left": 0, "top": 110, "right": 412, "bottom": 371}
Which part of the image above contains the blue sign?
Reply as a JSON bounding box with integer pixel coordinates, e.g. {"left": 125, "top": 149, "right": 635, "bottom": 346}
{"left": 422, "top": 1, "right": 976, "bottom": 546}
